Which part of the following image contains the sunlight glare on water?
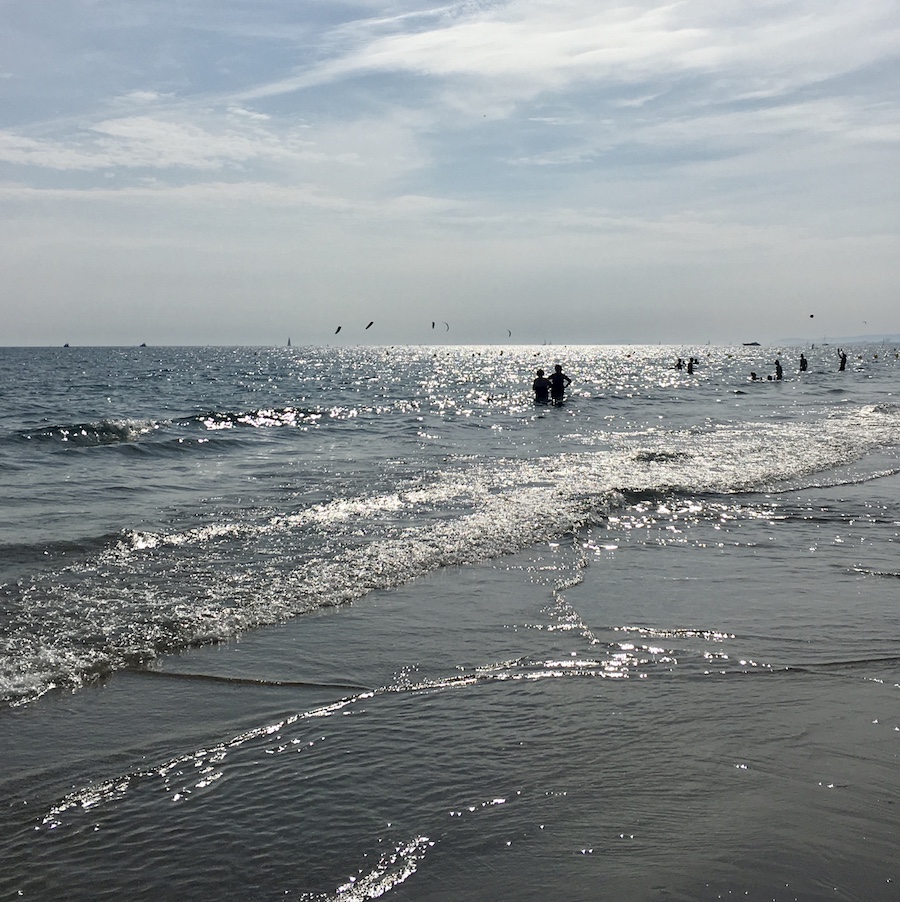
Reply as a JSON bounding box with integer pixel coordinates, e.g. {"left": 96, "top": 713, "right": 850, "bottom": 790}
{"left": 1, "top": 344, "right": 900, "bottom": 900}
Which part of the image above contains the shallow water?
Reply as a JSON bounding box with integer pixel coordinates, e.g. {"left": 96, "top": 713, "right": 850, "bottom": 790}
{"left": 1, "top": 345, "right": 899, "bottom": 899}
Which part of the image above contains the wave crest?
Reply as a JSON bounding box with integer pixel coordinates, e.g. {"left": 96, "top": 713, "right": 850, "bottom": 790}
{"left": 15, "top": 418, "right": 163, "bottom": 446}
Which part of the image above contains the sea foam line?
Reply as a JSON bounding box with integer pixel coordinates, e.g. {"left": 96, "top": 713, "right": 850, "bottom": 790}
{"left": 6, "top": 404, "right": 900, "bottom": 709}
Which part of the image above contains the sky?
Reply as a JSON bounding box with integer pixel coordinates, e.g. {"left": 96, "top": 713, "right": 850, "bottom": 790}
{"left": 1, "top": 0, "right": 898, "bottom": 346}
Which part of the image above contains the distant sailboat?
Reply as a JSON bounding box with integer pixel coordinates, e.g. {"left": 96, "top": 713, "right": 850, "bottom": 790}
{"left": 287, "top": 337, "right": 291, "bottom": 347}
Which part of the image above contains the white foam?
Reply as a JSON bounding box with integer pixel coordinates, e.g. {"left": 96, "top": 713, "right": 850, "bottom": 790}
{"left": 4, "top": 401, "right": 900, "bottom": 707}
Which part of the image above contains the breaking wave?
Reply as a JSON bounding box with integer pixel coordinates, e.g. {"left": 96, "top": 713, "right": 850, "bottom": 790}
{"left": 3, "top": 402, "right": 900, "bottom": 708}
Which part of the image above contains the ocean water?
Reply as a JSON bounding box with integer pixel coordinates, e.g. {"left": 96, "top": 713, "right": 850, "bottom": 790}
{"left": 1, "top": 344, "right": 898, "bottom": 901}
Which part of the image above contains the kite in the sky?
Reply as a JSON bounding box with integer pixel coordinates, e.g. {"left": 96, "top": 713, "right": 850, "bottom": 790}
{"left": 366, "top": 321, "right": 374, "bottom": 329}
{"left": 335, "top": 326, "right": 342, "bottom": 334}
{"left": 443, "top": 322, "right": 450, "bottom": 331}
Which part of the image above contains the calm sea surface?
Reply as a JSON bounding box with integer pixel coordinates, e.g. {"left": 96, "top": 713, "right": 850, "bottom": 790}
{"left": 1, "top": 344, "right": 898, "bottom": 900}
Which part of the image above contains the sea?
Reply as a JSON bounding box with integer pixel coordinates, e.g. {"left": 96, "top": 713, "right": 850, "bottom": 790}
{"left": 0, "top": 344, "right": 898, "bottom": 901}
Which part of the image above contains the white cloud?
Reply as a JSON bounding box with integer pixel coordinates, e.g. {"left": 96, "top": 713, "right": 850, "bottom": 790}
{"left": 246, "top": 0, "right": 900, "bottom": 107}
{"left": 122, "top": 90, "right": 165, "bottom": 103}
{"left": 0, "top": 177, "right": 467, "bottom": 218}
{"left": 0, "top": 114, "right": 319, "bottom": 172}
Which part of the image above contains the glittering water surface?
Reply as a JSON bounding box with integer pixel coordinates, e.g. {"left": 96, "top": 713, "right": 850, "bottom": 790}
{"left": 1, "top": 345, "right": 899, "bottom": 900}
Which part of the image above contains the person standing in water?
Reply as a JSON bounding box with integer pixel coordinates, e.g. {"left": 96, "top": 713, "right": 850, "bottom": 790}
{"left": 548, "top": 364, "right": 571, "bottom": 405}
{"left": 532, "top": 368, "right": 551, "bottom": 404}
{"left": 799, "top": 353, "right": 808, "bottom": 373}
{"left": 838, "top": 349, "right": 848, "bottom": 371}
{"left": 774, "top": 359, "right": 783, "bottom": 380}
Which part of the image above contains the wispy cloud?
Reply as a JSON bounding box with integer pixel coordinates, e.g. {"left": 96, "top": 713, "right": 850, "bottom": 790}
{"left": 245, "top": 0, "right": 899, "bottom": 105}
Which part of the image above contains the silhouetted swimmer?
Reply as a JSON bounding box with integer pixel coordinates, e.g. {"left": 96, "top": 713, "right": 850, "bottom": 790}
{"left": 774, "top": 359, "right": 783, "bottom": 380}
{"left": 799, "top": 353, "right": 808, "bottom": 373}
{"left": 750, "top": 371, "right": 760, "bottom": 381}
{"left": 548, "top": 364, "right": 571, "bottom": 405}
{"left": 675, "top": 357, "right": 685, "bottom": 370}
{"left": 687, "top": 356, "right": 696, "bottom": 374}
{"left": 532, "top": 369, "right": 551, "bottom": 404}
{"left": 838, "top": 348, "right": 847, "bottom": 371}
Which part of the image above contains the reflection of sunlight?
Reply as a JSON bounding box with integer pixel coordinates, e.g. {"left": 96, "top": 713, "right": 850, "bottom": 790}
{"left": 333, "top": 835, "right": 433, "bottom": 902}
{"left": 41, "top": 613, "right": 773, "bottom": 836}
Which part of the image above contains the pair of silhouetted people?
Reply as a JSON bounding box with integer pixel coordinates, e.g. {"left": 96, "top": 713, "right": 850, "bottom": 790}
{"left": 533, "top": 365, "right": 571, "bottom": 405}
{"left": 749, "top": 361, "right": 783, "bottom": 381}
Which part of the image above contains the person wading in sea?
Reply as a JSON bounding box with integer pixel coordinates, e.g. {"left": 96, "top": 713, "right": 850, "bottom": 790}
{"left": 548, "top": 364, "right": 571, "bottom": 405}
{"left": 532, "top": 369, "right": 551, "bottom": 404}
